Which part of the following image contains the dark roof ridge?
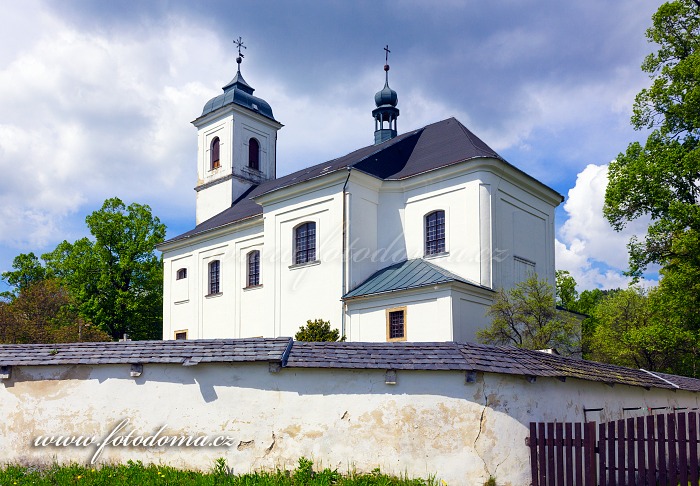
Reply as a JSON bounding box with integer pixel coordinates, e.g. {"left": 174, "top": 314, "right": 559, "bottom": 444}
{"left": 454, "top": 118, "right": 504, "bottom": 161}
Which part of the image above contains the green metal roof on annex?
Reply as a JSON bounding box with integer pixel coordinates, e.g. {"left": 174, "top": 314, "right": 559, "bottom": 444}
{"left": 343, "top": 258, "right": 491, "bottom": 300}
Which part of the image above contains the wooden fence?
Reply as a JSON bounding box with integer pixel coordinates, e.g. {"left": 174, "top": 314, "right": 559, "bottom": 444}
{"left": 527, "top": 412, "right": 700, "bottom": 485}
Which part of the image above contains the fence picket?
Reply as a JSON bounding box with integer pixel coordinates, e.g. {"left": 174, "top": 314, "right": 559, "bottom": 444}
{"left": 668, "top": 413, "right": 678, "bottom": 485}
{"left": 678, "top": 413, "right": 688, "bottom": 486}
{"left": 565, "top": 422, "right": 574, "bottom": 486}
{"left": 690, "top": 412, "right": 698, "bottom": 486}
{"left": 625, "top": 417, "right": 635, "bottom": 486}
{"left": 657, "top": 414, "right": 667, "bottom": 485}
{"left": 646, "top": 414, "right": 656, "bottom": 486}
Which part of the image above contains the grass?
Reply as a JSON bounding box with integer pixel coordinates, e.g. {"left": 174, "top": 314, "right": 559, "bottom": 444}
{"left": 0, "top": 458, "right": 443, "bottom": 485}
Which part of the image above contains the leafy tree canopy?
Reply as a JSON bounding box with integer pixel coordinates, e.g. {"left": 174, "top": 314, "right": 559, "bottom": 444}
{"left": 478, "top": 274, "right": 581, "bottom": 356}
{"left": 295, "top": 319, "right": 345, "bottom": 342}
{"left": 587, "top": 286, "right": 696, "bottom": 373}
{"left": 1, "top": 197, "right": 166, "bottom": 341}
{"left": 604, "top": 0, "right": 700, "bottom": 277}
{"left": 0, "top": 279, "right": 110, "bottom": 344}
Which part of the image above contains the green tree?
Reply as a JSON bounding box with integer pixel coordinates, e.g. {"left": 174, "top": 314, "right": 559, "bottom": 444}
{"left": 478, "top": 274, "right": 581, "bottom": 356}
{"left": 41, "top": 198, "right": 166, "bottom": 341}
{"left": 604, "top": 0, "right": 700, "bottom": 278}
{"left": 588, "top": 286, "right": 695, "bottom": 373}
{"left": 0, "top": 279, "right": 110, "bottom": 344}
{"left": 1, "top": 252, "right": 47, "bottom": 299}
{"left": 295, "top": 319, "right": 345, "bottom": 342}
{"left": 555, "top": 270, "right": 578, "bottom": 310}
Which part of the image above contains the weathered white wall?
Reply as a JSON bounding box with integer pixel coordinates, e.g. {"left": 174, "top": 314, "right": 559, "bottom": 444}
{"left": 2, "top": 363, "right": 697, "bottom": 485}
{"left": 345, "top": 285, "right": 494, "bottom": 343}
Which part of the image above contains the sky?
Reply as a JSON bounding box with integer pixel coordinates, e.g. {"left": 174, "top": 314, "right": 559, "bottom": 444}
{"left": 0, "top": 0, "right": 663, "bottom": 292}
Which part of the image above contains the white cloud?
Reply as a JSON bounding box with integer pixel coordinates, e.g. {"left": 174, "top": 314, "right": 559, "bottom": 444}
{"left": 555, "top": 163, "right": 656, "bottom": 290}
{"left": 0, "top": 3, "right": 227, "bottom": 252}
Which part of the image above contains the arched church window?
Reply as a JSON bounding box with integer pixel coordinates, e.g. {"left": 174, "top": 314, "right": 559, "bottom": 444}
{"left": 210, "top": 137, "right": 220, "bottom": 170}
{"left": 248, "top": 138, "right": 260, "bottom": 170}
{"left": 294, "top": 222, "right": 316, "bottom": 264}
{"left": 176, "top": 268, "right": 187, "bottom": 280}
{"left": 247, "top": 250, "right": 260, "bottom": 287}
{"left": 208, "top": 260, "right": 221, "bottom": 295}
{"left": 425, "top": 210, "right": 446, "bottom": 255}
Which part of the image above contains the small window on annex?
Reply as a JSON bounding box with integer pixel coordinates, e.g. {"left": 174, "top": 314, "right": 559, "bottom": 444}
{"left": 210, "top": 137, "right": 221, "bottom": 170}
{"left": 247, "top": 250, "right": 260, "bottom": 287}
{"left": 248, "top": 138, "right": 260, "bottom": 170}
{"left": 208, "top": 260, "right": 221, "bottom": 295}
{"left": 425, "top": 210, "right": 446, "bottom": 255}
{"left": 386, "top": 307, "right": 406, "bottom": 342}
{"left": 174, "top": 330, "right": 188, "bottom": 340}
{"left": 294, "top": 222, "right": 316, "bottom": 265}
{"left": 176, "top": 268, "right": 187, "bottom": 280}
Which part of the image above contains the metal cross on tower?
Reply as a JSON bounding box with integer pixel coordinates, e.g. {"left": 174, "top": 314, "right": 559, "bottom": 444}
{"left": 384, "top": 45, "right": 390, "bottom": 65}
{"left": 234, "top": 36, "right": 246, "bottom": 59}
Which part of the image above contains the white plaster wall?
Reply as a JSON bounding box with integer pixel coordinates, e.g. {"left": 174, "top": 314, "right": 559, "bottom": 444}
{"left": 451, "top": 287, "right": 494, "bottom": 343}
{"left": 2, "top": 363, "right": 698, "bottom": 486}
{"left": 346, "top": 177, "right": 380, "bottom": 291}
{"left": 403, "top": 177, "right": 481, "bottom": 284}
{"left": 162, "top": 221, "right": 269, "bottom": 340}
{"left": 346, "top": 289, "right": 454, "bottom": 342}
{"left": 263, "top": 184, "right": 345, "bottom": 337}
{"left": 493, "top": 179, "right": 556, "bottom": 291}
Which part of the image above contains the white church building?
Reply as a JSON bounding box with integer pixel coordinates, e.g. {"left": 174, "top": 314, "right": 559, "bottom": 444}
{"left": 158, "top": 48, "right": 563, "bottom": 342}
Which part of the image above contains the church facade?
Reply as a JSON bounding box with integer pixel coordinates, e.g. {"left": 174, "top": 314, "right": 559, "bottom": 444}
{"left": 158, "top": 50, "right": 563, "bottom": 342}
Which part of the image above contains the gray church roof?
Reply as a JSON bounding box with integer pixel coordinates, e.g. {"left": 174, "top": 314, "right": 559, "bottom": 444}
{"left": 1, "top": 338, "right": 699, "bottom": 392}
{"left": 343, "top": 258, "right": 490, "bottom": 299}
{"left": 167, "top": 117, "right": 545, "bottom": 244}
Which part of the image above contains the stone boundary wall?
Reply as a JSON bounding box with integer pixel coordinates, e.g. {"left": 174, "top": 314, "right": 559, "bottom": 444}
{"left": 2, "top": 355, "right": 699, "bottom": 485}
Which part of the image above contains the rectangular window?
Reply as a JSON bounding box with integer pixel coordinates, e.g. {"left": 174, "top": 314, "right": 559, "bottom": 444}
{"left": 174, "top": 330, "right": 187, "bottom": 340}
{"left": 209, "top": 260, "right": 220, "bottom": 294}
{"left": 386, "top": 307, "right": 407, "bottom": 342}
{"left": 247, "top": 250, "right": 260, "bottom": 287}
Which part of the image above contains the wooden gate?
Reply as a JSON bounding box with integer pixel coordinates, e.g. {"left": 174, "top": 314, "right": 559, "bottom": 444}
{"left": 527, "top": 412, "right": 700, "bottom": 485}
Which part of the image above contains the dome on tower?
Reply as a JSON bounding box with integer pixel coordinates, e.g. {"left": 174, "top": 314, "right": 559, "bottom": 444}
{"left": 198, "top": 47, "right": 277, "bottom": 122}
{"left": 372, "top": 51, "right": 399, "bottom": 145}
{"left": 374, "top": 66, "right": 398, "bottom": 108}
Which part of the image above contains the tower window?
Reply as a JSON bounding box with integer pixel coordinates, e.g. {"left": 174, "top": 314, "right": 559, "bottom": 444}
{"left": 247, "top": 250, "right": 260, "bottom": 287}
{"left": 208, "top": 260, "right": 221, "bottom": 295}
{"left": 176, "top": 268, "right": 187, "bottom": 280}
{"left": 386, "top": 307, "right": 406, "bottom": 341}
{"left": 248, "top": 138, "right": 260, "bottom": 171}
{"left": 210, "top": 137, "right": 220, "bottom": 170}
{"left": 174, "top": 330, "right": 188, "bottom": 340}
{"left": 294, "top": 222, "right": 316, "bottom": 265}
{"left": 425, "top": 210, "right": 446, "bottom": 255}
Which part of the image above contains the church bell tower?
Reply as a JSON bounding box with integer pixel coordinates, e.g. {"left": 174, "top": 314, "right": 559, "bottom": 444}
{"left": 192, "top": 38, "right": 283, "bottom": 225}
{"left": 373, "top": 45, "right": 399, "bottom": 144}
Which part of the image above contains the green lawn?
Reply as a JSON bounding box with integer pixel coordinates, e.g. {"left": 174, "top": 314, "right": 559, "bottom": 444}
{"left": 0, "top": 458, "right": 443, "bottom": 485}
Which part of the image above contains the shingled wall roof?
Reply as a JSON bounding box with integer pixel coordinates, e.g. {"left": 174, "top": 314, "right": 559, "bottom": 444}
{"left": 1, "top": 338, "right": 699, "bottom": 392}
